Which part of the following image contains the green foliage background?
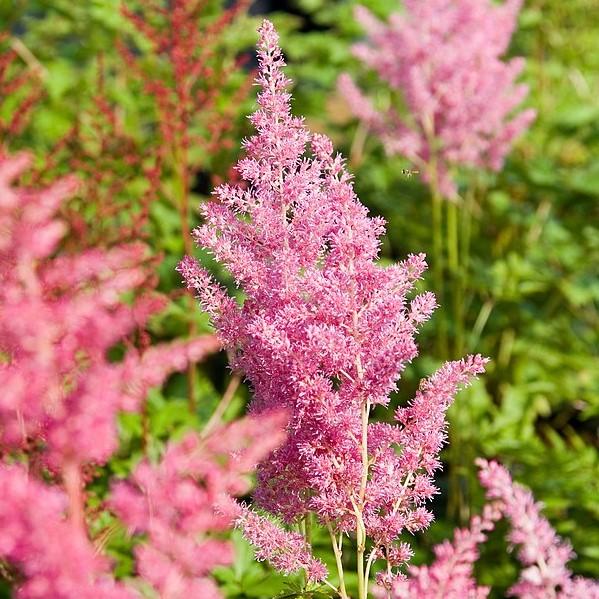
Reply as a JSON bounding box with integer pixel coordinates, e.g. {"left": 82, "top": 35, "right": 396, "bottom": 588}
{"left": 1, "top": 0, "right": 597, "bottom": 597}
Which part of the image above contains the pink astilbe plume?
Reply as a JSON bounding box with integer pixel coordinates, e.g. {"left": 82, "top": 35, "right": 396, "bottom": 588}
{"left": 236, "top": 508, "right": 327, "bottom": 582}
{"left": 0, "top": 464, "right": 135, "bottom": 599}
{"left": 339, "top": 0, "right": 536, "bottom": 197}
{"left": 0, "top": 152, "right": 219, "bottom": 472}
{"left": 180, "top": 20, "right": 487, "bottom": 587}
{"left": 477, "top": 460, "right": 599, "bottom": 599}
{"left": 110, "top": 413, "right": 286, "bottom": 599}
{"left": 379, "top": 461, "right": 598, "bottom": 598}
{"left": 380, "top": 503, "right": 502, "bottom": 598}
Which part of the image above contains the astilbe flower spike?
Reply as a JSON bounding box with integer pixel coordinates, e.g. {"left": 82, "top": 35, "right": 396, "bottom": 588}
{"left": 379, "top": 461, "right": 598, "bottom": 598}
{"left": 477, "top": 459, "right": 599, "bottom": 599}
{"left": 379, "top": 502, "right": 502, "bottom": 598}
{"left": 110, "top": 413, "right": 286, "bottom": 599}
{"left": 180, "top": 20, "right": 487, "bottom": 594}
{"left": 339, "top": 0, "right": 536, "bottom": 197}
{"left": 236, "top": 508, "right": 328, "bottom": 583}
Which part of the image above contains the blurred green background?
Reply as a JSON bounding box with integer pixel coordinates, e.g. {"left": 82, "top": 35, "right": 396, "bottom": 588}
{"left": 1, "top": 1, "right": 597, "bottom": 597}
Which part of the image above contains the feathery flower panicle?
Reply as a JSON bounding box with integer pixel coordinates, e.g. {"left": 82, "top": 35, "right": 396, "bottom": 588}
{"left": 381, "top": 462, "right": 598, "bottom": 598}
{"left": 0, "top": 464, "right": 135, "bottom": 599}
{"left": 0, "top": 152, "right": 218, "bottom": 471}
{"left": 339, "top": 0, "right": 536, "bottom": 197}
{"left": 181, "top": 20, "right": 487, "bottom": 586}
{"left": 236, "top": 508, "right": 327, "bottom": 582}
{"left": 120, "top": 0, "right": 251, "bottom": 156}
{"left": 110, "top": 413, "right": 286, "bottom": 599}
{"left": 380, "top": 503, "right": 501, "bottom": 598}
{"left": 477, "top": 460, "right": 599, "bottom": 599}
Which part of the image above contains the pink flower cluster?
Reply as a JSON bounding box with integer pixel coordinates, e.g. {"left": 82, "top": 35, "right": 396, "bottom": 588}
{"left": 0, "top": 153, "right": 218, "bottom": 471}
{"left": 110, "top": 413, "right": 286, "bottom": 599}
{"left": 181, "top": 19, "right": 486, "bottom": 582}
{"left": 382, "top": 461, "right": 599, "bottom": 598}
{"left": 383, "top": 502, "right": 502, "bottom": 598}
{"left": 236, "top": 509, "right": 327, "bottom": 582}
{"left": 339, "top": 0, "right": 536, "bottom": 196}
{"left": 478, "top": 460, "right": 599, "bottom": 599}
{"left": 0, "top": 464, "right": 134, "bottom": 599}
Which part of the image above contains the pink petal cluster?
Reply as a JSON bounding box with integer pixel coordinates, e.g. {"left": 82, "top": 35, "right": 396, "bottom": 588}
{"left": 110, "top": 413, "right": 286, "bottom": 599}
{"left": 380, "top": 461, "right": 598, "bottom": 598}
{"left": 477, "top": 459, "right": 599, "bottom": 599}
{"left": 364, "top": 356, "right": 488, "bottom": 549}
{"left": 339, "top": 0, "right": 536, "bottom": 196}
{"left": 180, "top": 19, "right": 486, "bottom": 580}
{"left": 0, "top": 153, "right": 218, "bottom": 471}
{"left": 381, "top": 503, "right": 502, "bottom": 598}
{"left": 236, "top": 508, "right": 327, "bottom": 582}
{"left": 0, "top": 464, "right": 135, "bottom": 599}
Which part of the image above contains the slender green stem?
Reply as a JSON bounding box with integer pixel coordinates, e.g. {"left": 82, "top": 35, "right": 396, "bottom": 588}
{"left": 422, "top": 114, "right": 448, "bottom": 359}
{"left": 447, "top": 199, "right": 464, "bottom": 356}
{"left": 431, "top": 183, "right": 448, "bottom": 358}
{"left": 202, "top": 372, "right": 241, "bottom": 438}
{"left": 356, "top": 515, "right": 366, "bottom": 599}
{"left": 447, "top": 199, "right": 459, "bottom": 275}
{"left": 447, "top": 199, "right": 459, "bottom": 351}
{"left": 364, "top": 550, "right": 377, "bottom": 593}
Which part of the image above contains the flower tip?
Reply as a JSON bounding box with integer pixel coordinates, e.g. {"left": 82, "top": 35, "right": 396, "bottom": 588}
{"left": 258, "top": 18, "right": 278, "bottom": 48}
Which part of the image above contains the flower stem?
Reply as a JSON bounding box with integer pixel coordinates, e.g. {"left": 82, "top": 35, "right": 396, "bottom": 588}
{"left": 430, "top": 172, "right": 448, "bottom": 359}
{"left": 447, "top": 198, "right": 464, "bottom": 356}
{"left": 327, "top": 523, "right": 349, "bottom": 599}
{"left": 357, "top": 398, "right": 371, "bottom": 599}
{"left": 202, "top": 371, "right": 241, "bottom": 438}
{"left": 63, "top": 460, "right": 85, "bottom": 533}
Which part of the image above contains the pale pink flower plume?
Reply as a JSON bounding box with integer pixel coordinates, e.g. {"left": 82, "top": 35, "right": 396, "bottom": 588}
{"left": 380, "top": 503, "right": 502, "bottom": 598}
{"left": 180, "top": 19, "right": 487, "bottom": 582}
{"left": 477, "top": 459, "right": 599, "bottom": 599}
{"left": 110, "top": 413, "right": 287, "bottom": 599}
{"left": 339, "top": 0, "right": 536, "bottom": 197}
{"left": 0, "top": 464, "right": 135, "bottom": 599}
{"left": 380, "top": 461, "right": 598, "bottom": 598}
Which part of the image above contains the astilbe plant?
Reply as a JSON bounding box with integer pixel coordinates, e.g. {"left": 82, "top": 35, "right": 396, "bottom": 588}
{"left": 476, "top": 460, "right": 599, "bottom": 599}
{"left": 180, "top": 20, "right": 487, "bottom": 598}
{"left": 35, "top": 89, "right": 161, "bottom": 249}
{"left": 0, "top": 418, "right": 282, "bottom": 599}
{"left": 0, "top": 152, "right": 213, "bottom": 578}
{"left": 0, "top": 465, "right": 136, "bottom": 599}
{"left": 378, "top": 502, "right": 502, "bottom": 599}
{"left": 339, "top": 0, "right": 538, "bottom": 509}
{"left": 338, "top": 0, "right": 536, "bottom": 199}
{"left": 119, "top": 0, "right": 252, "bottom": 256}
